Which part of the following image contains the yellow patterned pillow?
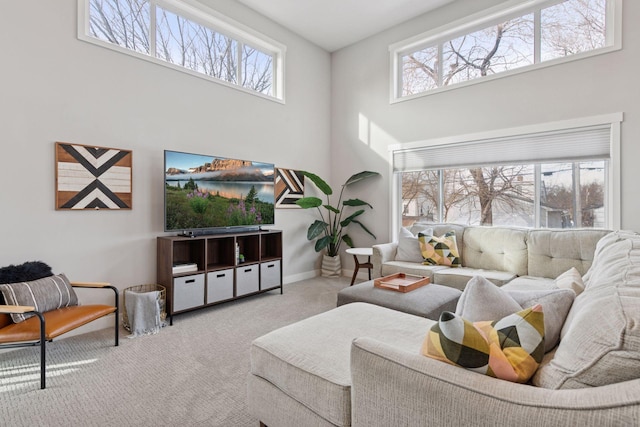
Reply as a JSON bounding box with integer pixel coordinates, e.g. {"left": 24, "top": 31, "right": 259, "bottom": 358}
{"left": 422, "top": 304, "right": 545, "bottom": 383}
{"left": 418, "top": 231, "right": 461, "bottom": 267}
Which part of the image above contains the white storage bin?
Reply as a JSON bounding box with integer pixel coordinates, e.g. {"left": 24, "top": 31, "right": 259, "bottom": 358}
{"left": 236, "top": 265, "right": 259, "bottom": 296}
{"left": 173, "top": 273, "right": 205, "bottom": 311}
{"left": 207, "top": 269, "right": 234, "bottom": 303}
{"left": 260, "top": 260, "right": 281, "bottom": 289}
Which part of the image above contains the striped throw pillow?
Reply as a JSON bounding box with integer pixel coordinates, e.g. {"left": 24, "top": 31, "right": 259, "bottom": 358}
{"left": 422, "top": 304, "right": 545, "bottom": 383}
{"left": 0, "top": 273, "right": 79, "bottom": 323}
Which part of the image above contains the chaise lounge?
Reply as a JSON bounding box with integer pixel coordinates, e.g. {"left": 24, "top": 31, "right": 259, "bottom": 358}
{"left": 247, "top": 229, "right": 640, "bottom": 426}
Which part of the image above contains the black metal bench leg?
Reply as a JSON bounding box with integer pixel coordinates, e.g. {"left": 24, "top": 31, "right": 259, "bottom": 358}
{"left": 107, "top": 285, "right": 120, "bottom": 347}
{"left": 33, "top": 311, "right": 46, "bottom": 389}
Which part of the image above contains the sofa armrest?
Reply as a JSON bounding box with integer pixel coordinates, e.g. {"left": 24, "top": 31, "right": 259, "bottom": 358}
{"left": 0, "top": 304, "right": 36, "bottom": 314}
{"left": 372, "top": 243, "right": 398, "bottom": 278}
{"left": 350, "top": 337, "right": 640, "bottom": 427}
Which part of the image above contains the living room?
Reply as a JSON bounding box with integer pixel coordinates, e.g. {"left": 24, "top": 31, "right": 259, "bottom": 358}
{"left": 1, "top": 0, "right": 638, "bottom": 425}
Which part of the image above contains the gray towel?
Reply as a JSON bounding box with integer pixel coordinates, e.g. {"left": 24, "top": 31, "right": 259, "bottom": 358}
{"left": 125, "top": 290, "right": 163, "bottom": 337}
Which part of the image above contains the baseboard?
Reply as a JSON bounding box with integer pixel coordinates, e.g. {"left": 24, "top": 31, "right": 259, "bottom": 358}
{"left": 283, "top": 270, "right": 318, "bottom": 284}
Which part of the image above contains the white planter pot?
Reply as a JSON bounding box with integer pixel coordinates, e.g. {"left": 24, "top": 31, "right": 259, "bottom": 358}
{"left": 321, "top": 254, "right": 342, "bottom": 277}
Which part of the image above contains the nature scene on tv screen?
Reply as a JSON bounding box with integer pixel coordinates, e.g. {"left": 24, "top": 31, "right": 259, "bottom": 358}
{"left": 165, "top": 151, "right": 275, "bottom": 230}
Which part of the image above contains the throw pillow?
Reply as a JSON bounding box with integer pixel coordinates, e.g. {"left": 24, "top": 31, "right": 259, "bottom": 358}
{"left": 0, "top": 261, "right": 53, "bottom": 284}
{"left": 506, "top": 288, "right": 575, "bottom": 352}
{"left": 422, "top": 305, "right": 545, "bottom": 383}
{"left": 554, "top": 267, "right": 585, "bottom": 295}
{"left": 395, "top": 226, "right": 433, "bottom": 262}
{"left": 455, "top": 276, "right": 522, "bottom": 321}
{"left": 0, "top": 273, "right": 79, "bottom": 323}
{"left": 418, "top": 231, "right": 461, "bottom": 267}
{"left": 456, "top": 276, "right": 574, "bottom": 352}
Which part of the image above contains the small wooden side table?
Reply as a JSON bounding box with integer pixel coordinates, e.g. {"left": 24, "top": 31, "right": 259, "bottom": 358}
{"left": 346, "top": 247, "right": 373, "bottom": 286}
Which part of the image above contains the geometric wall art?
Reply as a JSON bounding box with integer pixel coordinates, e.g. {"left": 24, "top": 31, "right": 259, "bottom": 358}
{"left": 275, "top": 168, "right": 304, "bottom": 209}
{"left": 55, "top": 142, "right": 132, "bottom": 210}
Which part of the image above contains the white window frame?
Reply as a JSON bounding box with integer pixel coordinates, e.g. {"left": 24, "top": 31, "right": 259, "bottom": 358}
{"left": 389, "top": 0, "right": 622, "bottom": 103}
{"left": 78, "top": 0, "right": 286, "bottom": 103}
{"left": 388, "top": 113, "right": 623, "bottom": 241}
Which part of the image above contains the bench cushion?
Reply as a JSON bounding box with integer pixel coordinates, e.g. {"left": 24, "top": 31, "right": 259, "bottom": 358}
{"left": 0, "top": 305, "right": 116, "bottom": 343}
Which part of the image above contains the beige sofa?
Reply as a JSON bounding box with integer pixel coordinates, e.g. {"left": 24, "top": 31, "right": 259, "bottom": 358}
{"left": 373, "top": 223, "right": 610, "bottom": 289}
{"left": 247, "top": 229, "right": 640, "bottom": 426}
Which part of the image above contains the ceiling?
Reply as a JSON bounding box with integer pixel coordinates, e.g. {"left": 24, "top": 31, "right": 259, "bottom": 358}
{"left": 233, "top": 0, "right": 457, "bottom": 52}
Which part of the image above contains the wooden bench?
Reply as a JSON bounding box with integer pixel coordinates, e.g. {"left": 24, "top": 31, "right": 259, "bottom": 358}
{"left": 0, "top": 282, "right": 119, "bottom": 389}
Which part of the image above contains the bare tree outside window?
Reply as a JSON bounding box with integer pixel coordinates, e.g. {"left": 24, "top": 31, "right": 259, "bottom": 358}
{"left": 87, "top": 0, "right": 274, "bottom": 95}
{"left": 89, "top": 0, "right": 150, "bottom": 54}
{"left": 401, "top": 161, "right": 604, "bottom": 229}
{"left": 541, "top": 0, "right": 607, "bottom": 61}
{"left": 401, "top": 0, "right": 609, "bottom": 96}
{"left": 442, "top": 15, "right": 534, "bottom": 85}
{"left": 242, "top": 45, "right": 273, "bottom": 96}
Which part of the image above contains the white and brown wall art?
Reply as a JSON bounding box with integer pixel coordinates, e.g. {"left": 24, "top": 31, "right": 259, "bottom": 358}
{"left": 55, "top": 142, "right": 132, "bottom": 210}
{"left": 275, "top": 168, "right": 304, "bottom": 208}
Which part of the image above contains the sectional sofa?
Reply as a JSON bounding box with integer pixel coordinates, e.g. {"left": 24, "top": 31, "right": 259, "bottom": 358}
{"left": 247, "top": 227, "right": 640, "bottom": 426}
{"left": 372, "top": 223, "right": 610, "bottom": 289}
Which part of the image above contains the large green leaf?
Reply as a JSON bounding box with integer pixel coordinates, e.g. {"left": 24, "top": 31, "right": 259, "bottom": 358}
{"left": 344, "top": 171, "right": 380, "bottom": 187}
{"left": 351, "top": 219, "right": 377, "bottom": 239}
{"left": 323, "top": 204, "right": 340, "bottom": 214}
{"left": 307, "top": 220, "right": 328, "bottom": 240}
{"left": 340, "top": 209, "right": 364, "bottom": 227}
{"left": 342, "top": 234, "right": 354, "bottom": 248}
{"left": 302, "top": 171, "right": 332, "bottom": 195}
{"left": 343, "top": 198, "right": 372, "bottom": 209}
{"left": 314, "top": 235, "right": 331, "bottom": 252}
{"left": 296, "top": 196, "right": 322, "bottom": 209}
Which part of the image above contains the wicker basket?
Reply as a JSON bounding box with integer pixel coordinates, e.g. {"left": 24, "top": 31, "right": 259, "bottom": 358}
{"left": 122, "top": 284, "right": 167, "bottom": 332}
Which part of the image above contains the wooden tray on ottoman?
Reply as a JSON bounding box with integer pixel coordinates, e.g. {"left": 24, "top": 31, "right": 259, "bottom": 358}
{"left": 373, "top": 273, "right": 430, "bottom": 293}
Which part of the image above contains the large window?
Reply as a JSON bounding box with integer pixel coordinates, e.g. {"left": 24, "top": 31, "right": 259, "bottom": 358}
{"left": 401, "top": 161, "right": 606, "bottom": 228}
{"left": 391, "top": 0, "right": 620, "bottom": 101}
{"left": 79, "top": 0, "right": 285, "bottom": 101}
{"left": 393, "top": 115, "right": 621, "bottom": 231}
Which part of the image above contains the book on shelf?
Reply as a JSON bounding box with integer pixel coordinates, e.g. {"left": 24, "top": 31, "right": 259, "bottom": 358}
{"left": 172, "top": 263, "right": 198, "bottom": 274}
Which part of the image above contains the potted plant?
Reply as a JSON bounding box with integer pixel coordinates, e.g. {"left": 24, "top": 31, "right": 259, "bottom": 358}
{"left": 296, "top": 170, "right": 380, "bottom": 276}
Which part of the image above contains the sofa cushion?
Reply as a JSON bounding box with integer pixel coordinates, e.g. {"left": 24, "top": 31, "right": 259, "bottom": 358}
{"left": 433, "top": 267, "right": 516, "bottom": 290}
{"left": 422, "top": 305, "right": 545, "bottom": 383}
{"left": 455, "top": 276, "right": 574, "bottom": 352}
{"left": 502, "top": 276, "right": 556, "bottom": 291}
{"left": 0, "top": 273, "right": 78, "bottom": 323}
{"left": 461, "top": 227, "right": 528, "bottom": 276}
{"left": 418, "top": 231, "right": 461, "bottom": 267}
{"left": 395, "top": 227, "right": 432, "bottom": 262}
{"left": 554, "top": 267, "right": 585, "bottom": 295}
{"left": 526, "top": 229, "right": 610, "bottom": 279}
{"left": 533, "top": 231, "right": 640, "bottom": 389}
{"left": 381, "top": 261, "right": 448, "bottom": 281}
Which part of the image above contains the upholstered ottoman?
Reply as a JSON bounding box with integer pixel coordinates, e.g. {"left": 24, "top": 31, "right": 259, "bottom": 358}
{"left": 336, "top": 280, "right": 461, "bottom": 320}
{"left": 247, "top": 302, "right": 432, "bottom": 427}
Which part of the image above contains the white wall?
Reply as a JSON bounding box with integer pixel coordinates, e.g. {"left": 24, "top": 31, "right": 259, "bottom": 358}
{"left": 0, "top": 0, "right": 331, "bottom": 302}
{"left": 331, "top": 0, "right": 640, "bottom": 273}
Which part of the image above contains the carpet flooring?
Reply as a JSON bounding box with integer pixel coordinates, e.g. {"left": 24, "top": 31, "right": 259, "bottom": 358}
{"left": 0, "top": 276, "right": 352, "bottom": 426}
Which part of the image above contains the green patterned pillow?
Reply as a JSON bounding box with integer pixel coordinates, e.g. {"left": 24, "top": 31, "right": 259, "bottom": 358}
{"left": 418, "top": 231, "right": 461, "bottom": 267}
{"left": 421, "top": 304, "right": 545, "bottom": 383}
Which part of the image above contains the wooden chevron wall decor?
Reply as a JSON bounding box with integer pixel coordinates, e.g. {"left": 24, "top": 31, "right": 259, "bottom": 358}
{"left": 55, "top": 142, "right": 132, "bottom": 210}
{"left": 275, "top": 168, "right": 304, "bottom": 209}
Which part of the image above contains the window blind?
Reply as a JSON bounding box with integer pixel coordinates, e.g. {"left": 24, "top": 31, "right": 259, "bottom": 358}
{"left": 393, "top": 124, "right": 611, "bottom": 172}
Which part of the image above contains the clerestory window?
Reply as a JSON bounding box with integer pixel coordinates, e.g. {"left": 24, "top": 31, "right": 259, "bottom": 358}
{"left": 390, "top": 0, "right": 621, "bottom": 102}
{"left": 78, "top": 0, "right": 286, "bottom": 102}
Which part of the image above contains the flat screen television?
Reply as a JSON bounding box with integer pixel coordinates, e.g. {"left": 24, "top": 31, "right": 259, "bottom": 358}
{"left": 164, "top": 150, "right": 275, "bottom": 233}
